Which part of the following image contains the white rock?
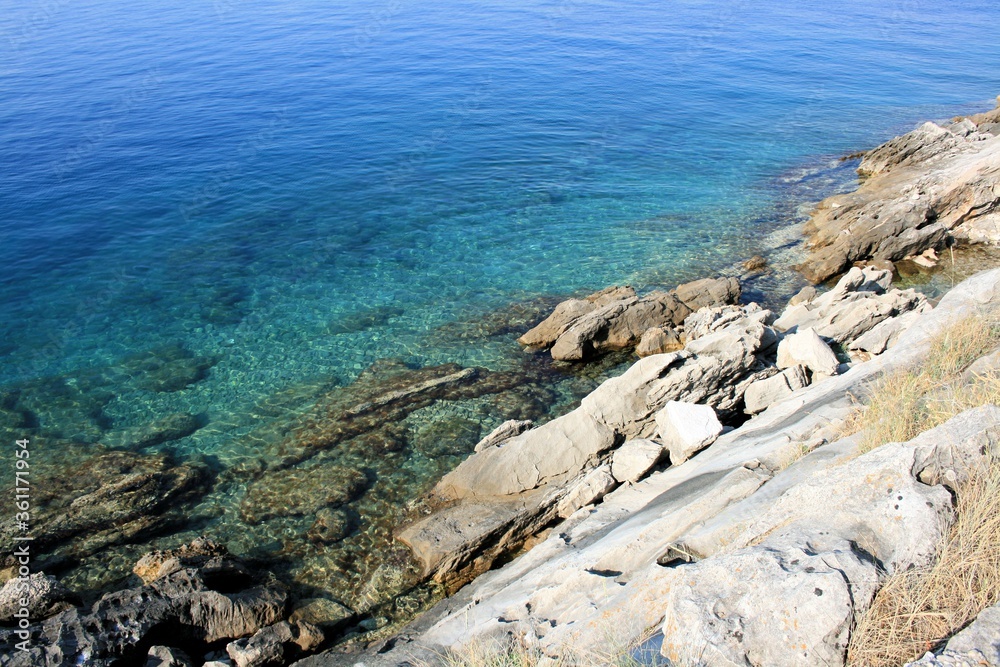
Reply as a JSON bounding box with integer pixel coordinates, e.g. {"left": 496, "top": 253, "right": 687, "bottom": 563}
{"left": 776, "top": 328, "right": 839, "bottom": 377}
{"left": 655, "top": 401, "right": 723, "bottom": 464}
{"left": 611, "top": 439, "right": 665, "bottom": 483}
{"left": 556, "top": 465, "right": 618, "bottom": 518}
{"left": 944, "top": 601, "right": 1000, "bottom": 663}
{"left": 743, "top": 365, "right": 810, "bottom": 414}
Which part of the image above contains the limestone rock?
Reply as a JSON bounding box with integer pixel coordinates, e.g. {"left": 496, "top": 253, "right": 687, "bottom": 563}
{"left": 776, "top": 328, "right": 840, "bottom": 377}
{"left": 682, "top": 302, "right": 775, "bottom": 344}
{"left": 800, "top": 107, "right": 1000, "bottom": 283}
{"left": 556, "top": 465, "right": 618, "bottom": 518}
{"left": 788, "top": 285, "right": 817, "bottom": 306}
{"left": 611, "top": 439, "right": 665, "bottom": 483}
{"left": 146, "top": 646, "right": 193, "bottom": 667}
{"left": 0, "top": 573, "right": 78, "bottom": 622}
{"left": 474, "top": 419, "right": 534, "bottom": 452}
{"left": 520, "top": 278, "right": 739, "bottom": 361}
{"left": 775, "top": 266, "right": 928, "bottom": 345}
{"left": 635, "top": 326, "right": 681, "bottom": 357}
{"left": 674, "top": 276, "right": 741, "bottom": 311}
{"left": 743, "top": 365, "right": 810, "bottom": 414}
{"left": 134, "top": 536, "right": 232, "bottom": 584}
{"left": 944, "top": 601, "right": 1000, "bottom": 663}
{"left": 655, "top": 402, "right": 723, "bottom": 465}
{"left": 226, "top": 620, "right": 323, "bottom": 667}
{"left": 850, "top": 303, "right": 931, "bottom": 354}
{"left": 660, "top": 531, "right": 879, "bottom": 667}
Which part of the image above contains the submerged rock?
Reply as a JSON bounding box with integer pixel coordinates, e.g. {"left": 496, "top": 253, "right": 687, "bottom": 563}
{"left": 0, "top": 449, "right": 211, "bottom": 563}
{"left": 240, "top": 465, "right": 367, "bottom": 524}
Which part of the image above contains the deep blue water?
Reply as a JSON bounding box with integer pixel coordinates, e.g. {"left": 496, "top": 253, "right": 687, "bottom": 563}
{"left": 2, "top": 0, "right": 1000, "bottom": 610}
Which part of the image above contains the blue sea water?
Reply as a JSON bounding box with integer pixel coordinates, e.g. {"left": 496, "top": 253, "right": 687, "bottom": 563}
{"left": 2, "top": 0, "right": 1000, "bottom": 621}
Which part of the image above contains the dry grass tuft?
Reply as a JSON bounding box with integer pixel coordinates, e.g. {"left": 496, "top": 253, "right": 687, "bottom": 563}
{"left": 847, "top": 454, "right": 1000, "bottom": 667}
{"left": 845, "top": 315, "right": 1000, "bottom": 453}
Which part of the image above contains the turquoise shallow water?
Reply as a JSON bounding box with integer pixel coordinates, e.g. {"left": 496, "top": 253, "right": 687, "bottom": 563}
{"left": 2, "top": 0, "right": 1000, "bottom": 636}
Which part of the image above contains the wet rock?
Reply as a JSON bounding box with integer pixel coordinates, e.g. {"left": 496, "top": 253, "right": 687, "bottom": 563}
{"left": 776, "top": 328, "right": 840, "bottom": 377}
{"left": 635, "top": 326, "right": 682, "bottom": 357}
{"left": 240, "top": 465, "right": 367, "bottom": 524}
{"left": 800, "top": 101, "right": 1000, "bottom": 283}
{"left": 146, "top": 645, "right": 194, "bottom": 667}
{"left": 556, "top": 466, "right": 618, "bottom": 518}
{"left": 288, "top": 598, "right": 355, "bottom": 630}
{"left": 133, "top": 537, "right": 236, "bottom": 585}
{"left": 654, "top": 402, "right": 723, "bottom": 465}
{"left": 413, "top": 416, "right": 481, "bottom": 458}
{"left": 611, "top": 439, "right": 665, "bottom": 483}
{"left": 741, "top": 255, "right": 767, "bottom": 272}
{"left": 226, "top": 620, "right": 323, "bottom": 667}
{"left": 306, "top": 508, "right": 353, "bottom": 544}
{"left": 474, "top": 419, "right": 534, "bottom": 452}
{"left": 0, "top": 449, "right": 211, "bottom": 562}
{"left": 743, "top": 365, "right": 810, "bottom": 414}
{"left": 0, "top": 573, "right": 78, "bottom": 622}
{"left": 0, "top": 540, "right": 286, "bottom": 667}
{"left": 775, "top": 267, "right": 928, "bottom": 345}
{"left": 103, "top": 412, "right": 202, "bottom": 449}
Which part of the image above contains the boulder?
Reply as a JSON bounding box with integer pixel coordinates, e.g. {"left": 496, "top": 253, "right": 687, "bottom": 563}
{"left": 226, "top": 620, "right": 323, "bottom": 667}
{"left": 519, "top": 278, "right": 740, "bottom": 361}
{"left": 288, "top": 598, "right": 355, "bottom": 630}
{"left": 660, "top": 531, "right": 879, "bottom": 667}
{"left": 611, "top": 439, "right": 666, "bottom": 483}
{"left": 145, "top": 646, "right": 193, "bottom": 667}
{"left": 635, "top": 327, "right": 681, "bottom": 357}
{"left": 474, "top": 419, "right": 534, "bottom": 452}
{"left": 775, "top": 267, "right": 928, "bottom": 345}
{"left": 776, "top": 328, "right": 840, "bottom": 377}
{"left": 655, "top": 402, "right": 723, "bottom": 465}
{"left": 0, "top": 573, "right": 78, "bottom": 622}
{"left": 674, "top": 276, "right": 741, "bottom": 311}
{"left": 556, "top": 466, "right": 619, "bottom": 518}
{"left": 743, "top": 365, "right": 810, "bottom": 414}
{"left": 682, "top": 303, "right": 775, "bottom": 344}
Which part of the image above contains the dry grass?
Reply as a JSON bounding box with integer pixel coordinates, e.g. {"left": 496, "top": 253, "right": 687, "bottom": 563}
{"left": 423, "top": 632, "right": 649, "bottom": 667}
{"left": 844, "top": 315, "right": 1000, "bottom": 453}
{"left": 847, "top": 454, "right": 1000, "bottom": 666}
{"left": 843, "top": 314, "right": 1000, "bottom": 666}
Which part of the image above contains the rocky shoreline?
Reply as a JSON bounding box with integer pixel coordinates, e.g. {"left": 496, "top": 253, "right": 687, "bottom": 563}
{"left": 3, "top": 97, "right": 1000, "bottom": 667}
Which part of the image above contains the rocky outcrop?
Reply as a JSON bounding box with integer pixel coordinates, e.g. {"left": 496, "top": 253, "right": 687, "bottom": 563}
{"left": 800, "top": 98, "right": 1000, "bottom": 283}
{"left": 339, "top": 268, "right": 1000, "bottom": 667}
{"left": 518, "top": 277, "right": 740, "bottom": 361}
{"left": 0, "top": 540, "right": 288, "bottom": 667}
{"left": 774, "top": 266, "right": 929, "bottom": 346}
